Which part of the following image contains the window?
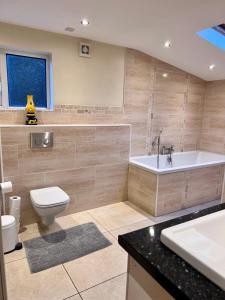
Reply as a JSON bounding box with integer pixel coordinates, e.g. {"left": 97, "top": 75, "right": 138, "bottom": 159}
{"left": 0, "top": 49, "right": 52, "bottom": 109}
{"left": 197, "top": 23, "right": 225, "bottom": 51}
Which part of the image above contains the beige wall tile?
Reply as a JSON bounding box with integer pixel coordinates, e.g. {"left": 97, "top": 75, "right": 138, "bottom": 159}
{"left": 124, "top": 89, "right": 152, "bottom": 107}
{"left": 124, "top": 49, "right": 154, "bottom": 91}
{"left": 2, "top": 125, "right": 130, "bottom": 225}
{"left": 44, "top": 167, "right": 95, "bottom": 194}
{"left": 0, "top": 48, "right": 208, "bottom": 157}
{"left": 53, "top": 126, "right": 96, "bottom": 143}
{"left": 152, "top": 93, "right": 185, "bottom": 115}
{"left": 199, "top": 80, "right": 225, "bottom": 154}
{"left": 188, "top": 75, "right": 206, "bottom": 95}
{"left": 184, "top": 166, "right": 223, "bottom": 208}
{"left": 157, "top": 172, "right": 186, "bottom": 215}
{"left": 4, "top": 172, "right": 46, "bottom": 211}
{"left": 2, "top": 145, "right": 19, "bottom": 177}
{"left": 128, "top": 164, "right": 224, "bottom": 217}
{"left": 155, "top": 59, "right": 186, "bottom": 75}
{"left": 0, "top": 111, "right": 15, "bottom": 124}
{"left": 128, "top": 165, "right": 157, "bottom": 215}
{"left": 18, "top": 142, "right": 76, "bottom": 174}
{"left": 154, "top": 71, "right": 187, "bottom": 94}
{"left": 1, "top": 127, "right": 30, "bottom": 145}
{"left": 75, "top": 141, "right": 120, "bottom": 168}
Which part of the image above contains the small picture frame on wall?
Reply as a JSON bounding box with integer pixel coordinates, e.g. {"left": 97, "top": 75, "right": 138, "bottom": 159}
{"left": 79, "top": 42, "right": 91, "bottom": 58}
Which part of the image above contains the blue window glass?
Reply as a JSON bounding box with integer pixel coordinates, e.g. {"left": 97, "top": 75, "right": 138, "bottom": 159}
{"left": 6, "top": 54, "right": 47, "bottom": 108}
{"left": 197, "top": 28, "right": 225, "bottom": 51}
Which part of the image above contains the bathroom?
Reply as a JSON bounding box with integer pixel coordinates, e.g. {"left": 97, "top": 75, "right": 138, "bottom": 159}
{"left": 0, "top": 1, "right": 225, "bottom": 299}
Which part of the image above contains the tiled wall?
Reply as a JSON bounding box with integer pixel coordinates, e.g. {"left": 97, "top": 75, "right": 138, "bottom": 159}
{"left": 128, "top": 164, "right": 224, "bottom": 216}
{"left": 149, "top": 60, "right": 206, "bottom": 152}
{"left": 200, "top": 80, "right": 225, "bottom": 154}
{"left": 1, "top": 125, "right": 130, "bottom": 225}
{"left": 0, "top": 49, "right": 206, "bottom": 156}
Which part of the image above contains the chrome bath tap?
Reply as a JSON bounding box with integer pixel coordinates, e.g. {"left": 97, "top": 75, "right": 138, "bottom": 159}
{"left": 161, "top": 145, "right": 174, "bottom": 165}
{"left": 151, "top": 129, "right": 163, "bottom": 168}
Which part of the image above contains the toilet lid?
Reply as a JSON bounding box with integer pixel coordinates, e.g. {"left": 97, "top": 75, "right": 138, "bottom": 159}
{"left": 1, "top": 215, "right": 16, "bottom": 229}
{"left": 30, "top": 186, "right": 70, "bottom": 207}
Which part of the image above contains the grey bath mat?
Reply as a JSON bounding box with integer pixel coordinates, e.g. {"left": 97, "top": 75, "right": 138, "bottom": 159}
{"left": 24, "top": 222, "right": 111, "bottom": 273}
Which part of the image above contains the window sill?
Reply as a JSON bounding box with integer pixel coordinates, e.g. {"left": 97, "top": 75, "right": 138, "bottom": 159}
{"left": 0, "top": 106, "right": 54, "bottom": 112}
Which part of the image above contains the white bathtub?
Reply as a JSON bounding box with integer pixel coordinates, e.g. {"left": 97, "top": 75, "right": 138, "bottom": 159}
{"left": 130, "top": 151, "right": 225, "bottom": 174}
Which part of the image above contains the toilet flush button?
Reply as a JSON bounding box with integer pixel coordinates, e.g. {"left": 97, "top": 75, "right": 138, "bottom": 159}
{"left": 30, "top": 132, "right": 54, "bottom": 149}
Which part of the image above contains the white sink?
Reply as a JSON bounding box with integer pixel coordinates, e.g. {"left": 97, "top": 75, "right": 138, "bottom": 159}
{"left": 161, "top": 209, "right": 225, "bottom": 291}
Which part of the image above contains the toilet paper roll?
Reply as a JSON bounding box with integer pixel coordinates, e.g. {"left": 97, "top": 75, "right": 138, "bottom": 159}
{"left": 9, "top": 196, "right": 21, "bottom": 212}
{"left": 0, "top": 181, "right": 13, "bottom": 194}
{"left": 9, "top": 196, "right": 21, "bottom": 233}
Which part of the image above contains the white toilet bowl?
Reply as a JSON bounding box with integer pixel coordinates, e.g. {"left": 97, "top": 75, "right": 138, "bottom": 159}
{"left": 30, "top": 186, "right": 70, "bottom": 226}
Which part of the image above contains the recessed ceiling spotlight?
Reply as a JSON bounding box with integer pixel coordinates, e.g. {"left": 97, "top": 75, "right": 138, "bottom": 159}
{"left": 164, "top": 40, "right": 171, "bottom": 48}
{"left": 162, "top": 73, "right": 168, "bottom": 78}
{"left": 209, "top": 64, "right": 215, "bottom": 70}
{"left": 65, "top": 26, "right": 75, "bottom": 32}
{"left": 81, "top": 18, "right": 89, "bottom": 26}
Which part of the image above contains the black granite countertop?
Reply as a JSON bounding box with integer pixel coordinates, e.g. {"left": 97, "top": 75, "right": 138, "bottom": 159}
{"left": 118, "top": 204, "right": 225, "bottom": 300}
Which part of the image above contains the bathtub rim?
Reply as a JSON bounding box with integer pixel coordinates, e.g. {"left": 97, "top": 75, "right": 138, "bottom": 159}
{"left": 129, "top": 151, "right": 225, "bottom": 174}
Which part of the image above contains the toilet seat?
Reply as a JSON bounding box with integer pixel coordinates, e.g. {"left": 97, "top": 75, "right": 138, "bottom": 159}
{"left": 30, "top": 186, "right": 70, "bottom": 208}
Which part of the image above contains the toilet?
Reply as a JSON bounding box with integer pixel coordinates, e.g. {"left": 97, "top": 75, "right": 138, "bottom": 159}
{"left": 30, "top": 186, "right": 70, "bottom": 226}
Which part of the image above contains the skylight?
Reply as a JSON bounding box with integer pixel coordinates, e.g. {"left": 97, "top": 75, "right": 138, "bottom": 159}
{"left": 197, "top": 23, "right": 225, "bottom": 51}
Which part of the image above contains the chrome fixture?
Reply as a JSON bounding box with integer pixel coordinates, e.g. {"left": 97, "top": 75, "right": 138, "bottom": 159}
{"left": 161, "top": 145, "right": 174, "bottom": 165}
{"left": 30, "top": 132, "right": 54, "bottom": 149}
{"left": 151, "top": 129, "right": 163, "bottom": 168}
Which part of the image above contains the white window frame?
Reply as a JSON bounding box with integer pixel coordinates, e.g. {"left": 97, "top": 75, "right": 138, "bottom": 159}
{"left": 0, "top": 48, "right": 53, "bottom": 110}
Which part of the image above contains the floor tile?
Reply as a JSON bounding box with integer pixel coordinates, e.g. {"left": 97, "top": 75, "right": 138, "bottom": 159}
{"left": 20, "top": 211, "right": 105, "bottom": 242}
{"left": 5, "top": 259, "right": 77, "bottom": 300}
{"left": 110, "top": 219, "right": 155, "bottom": 239}
{"left": 4, "top": 236, "right": 26, "bottom": 263}
{"left": 70, "top": 211, "right": 106, "bottom": 233}
{"left": 4, "top": 247, "right": 26, "bottom": 264}
{"left": 88, "top": 202, "right": 148, "bottom": 231}
{"left": 64, "top": 295, "right": 82, "bottom": 300}
{"left": 81, "top": 273, "right": 127, "bottom": 300}
{"left": 64, "top": 232, "right": 127, "bottom": 292}
{"left": 19, "top": 215, "right": 75, "bottom": 241}
{"left": 19, "top": 222, "right": 40, "bottom": 241}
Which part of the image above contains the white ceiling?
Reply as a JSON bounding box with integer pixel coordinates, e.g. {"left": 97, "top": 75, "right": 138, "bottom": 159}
{"left": 0, "top": 0, "right": 224, "bottom": 81}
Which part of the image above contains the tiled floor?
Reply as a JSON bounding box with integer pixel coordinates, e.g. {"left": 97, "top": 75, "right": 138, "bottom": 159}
{"left": 4, "top": 200, "right": 220, "bottom": 300}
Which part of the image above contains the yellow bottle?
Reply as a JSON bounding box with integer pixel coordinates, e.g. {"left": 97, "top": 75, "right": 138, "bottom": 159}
{"left": 25, "top": 95, "right": 38, "bottom": 125}
{"left": 26, "top": 95, "right": 36, "bottom": 114}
